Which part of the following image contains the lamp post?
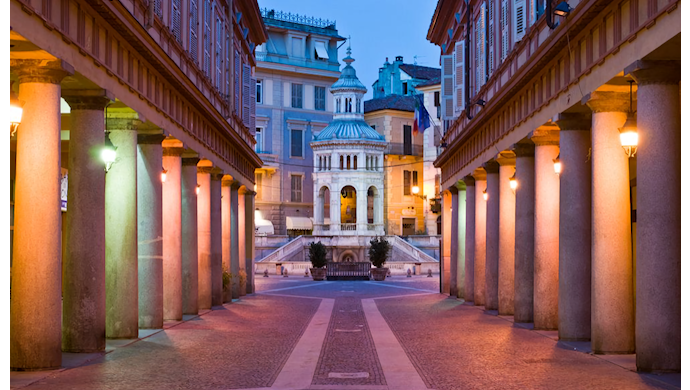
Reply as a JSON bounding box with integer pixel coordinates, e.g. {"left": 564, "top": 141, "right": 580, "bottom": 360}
{"left": 161, "top": 168, "right": 168, "bottom": 183}
{"left": 509, "top": 173, "right": 518, "bottom": 193}
{"left": 102, "top": 132, "right": 117, "bottom": 173}
{"left": 553, "top": 154, "right": 562, "bottom": 175}
{"left": 620, "top": 80, "right": 638, "bottom": 158}
{"left": 10, "top": 82, "right": 23, "bottom": 137}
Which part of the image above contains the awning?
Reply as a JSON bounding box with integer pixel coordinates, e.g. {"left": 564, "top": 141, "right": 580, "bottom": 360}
{"left": 255, "top": 218, "right": 274, "bottom": 235}
{"left": 286, "top": 216, "right": 313, "bottom": 230}
{"left": 315, "top": 41, "right": 329, "bottom": 60}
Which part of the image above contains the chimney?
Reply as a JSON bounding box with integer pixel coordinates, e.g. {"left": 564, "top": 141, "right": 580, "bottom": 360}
{"left": 395, "top": 56, "right": 403, "bottom": 62}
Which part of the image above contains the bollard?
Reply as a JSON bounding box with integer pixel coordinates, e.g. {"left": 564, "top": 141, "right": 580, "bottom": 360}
{"left": 386, "top": 269, "right": 391, "bottom": 278}
{"left": 283, "top": 269, "right": 289, "bottom": 277}
{"left": 304, "top": 268, "right": 309, "bottom": 277}
{"left": 427, "top": 269, "right": 433, "bottom": 277}
{"left": 263, "top": 269, "right": 269, "bottom": 278}
{"left": 407, "top": 268, "right": 412, "bottom": 277}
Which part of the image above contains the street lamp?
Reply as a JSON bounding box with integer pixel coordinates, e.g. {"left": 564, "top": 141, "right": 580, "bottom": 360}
{"left": 196, "top": 184, "right": 201, "bottom": 195}
{"left": 553, "top": 153, "right": 562, "bottom": 175}
{"left": 161, "top": 168, "right": 168, "bottom": 183}
{"left": 509, "top": 173, "right": 518, "bottom": 193}
{"left": 102, "top": 132, "right": 117, "bottom": 173}
{"left": 619, "top": 80, "right": 638, "bottom": 158}
{"left": 412, "top": 185, "right": 420, "bottom": 195}
{"left": 482, "top": 188, "right": 488, "bottom": 201}
{"left": 10, "top": 82, "right": 23, "bottom": 137}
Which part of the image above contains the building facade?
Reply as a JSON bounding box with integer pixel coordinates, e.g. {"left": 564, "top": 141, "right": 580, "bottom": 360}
{"left": 10, "top": 0, "right": 265, "bottom": 370}
{"left": 254, "top": 9, "right": 344, "bottom": 237}
{"left": 364, "top": 59, "right": 443, "bottom": 236}
{"left": 428, "top": 0, "right": 680, "bottom": 372}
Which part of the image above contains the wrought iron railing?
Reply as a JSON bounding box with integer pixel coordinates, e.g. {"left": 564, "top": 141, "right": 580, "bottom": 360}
{"left": 387, "top": 142, "right": 424, "bottom": 157}
{"left": 261, "top": 9, "right": 336, "bottom": 29}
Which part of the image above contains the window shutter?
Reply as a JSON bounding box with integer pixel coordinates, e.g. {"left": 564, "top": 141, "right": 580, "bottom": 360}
{"left": 225, "top": 33, "right": 230, "bottom": 99}
{"left": 501, "top": 0, "right": 509, "bottom": 61}
{"left": 454, "top": 40, "right": 465, "bottom": 114}
{"left": 204, "top": 0, "right": 212, "bottom": 76}
{"left": 249, "top": 76, "right": 256, "bottom": 135}
{"left": 528, "top": 0, "right": 537, "bottom": 27}
{"left": 189, "top": 0, "right": 198, "bottom": 64}
{"left": 234, "top": 49, "right": 240, "bottom": 113}
{"left": 480, "top": 2, "right": 487, "bottom": 86}
{"left": 154, "top": 0, "right": 162, "bottom": 18}
{"left": 215, "top": 16, "right": 223, "bottom": 90}
{"left": 172, "top": 0, "right": 181, "bottom": 43}
{"left": 487, "top": 0, "right": 494, "bottom": 77}
{"left": 475, "top": 21, "right": 480, "bottom": 94}
{"left": 514, "top": 0, "right": 526, "bottom": 43}
{"left": 404, "top": 171, "right": 411, "bottom": 195}
{"left": 441, "top": 54, "right": 454, "bottom": 120}
{"left": 242, "top": 64, "right": 251, "bottom": 127}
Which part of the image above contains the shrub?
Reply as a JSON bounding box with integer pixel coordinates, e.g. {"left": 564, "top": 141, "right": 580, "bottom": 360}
{"left": 222, "top": 267, "right": 232, "bottom": 292}
{"left": 308, "top": 241, "right": 328, "bottom": 268}
{"left": 369, "top": 237, "right": 391, "bottom": 268}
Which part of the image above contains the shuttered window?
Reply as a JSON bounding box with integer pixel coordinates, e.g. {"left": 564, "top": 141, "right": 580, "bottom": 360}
{"left": 154, "top": 0, "right": 162, "bottom": 18}
{"left": 225, "top": 33, "right": 230, "bottom": 99}
{"left": 413, "top": 171, "right": 418, "bottom": 187}
{"left": 291, "top": 129, "right": 303, "bottom": 158}
{"left": 514, "top": 0, "right": 526, "bottom": 43}
{"left": 441, "top": 54, "right": 454, "bottom": 120}
{"left": 234, "top": 48, "right": 240, "bottom": 113}
{"left": 314, "top": 86, "right": 326, "bottom": 111}
{"left": 487, "top": 0, "right": 495, "bottom": 77}
{"left": 249, "top": 76, "right": 256, "bottom": 134}
{"left": 215, "top": 16, "right": 223, "bottom": 90}
{"left": 291, "top": 175, "right": 302, "bottom": 202}
{"left": 404, "top": 170, "right": 411, "bottom": 195}
{"left": 403, "top": 125, "right": 412, "bottom": 155}
{"left": 203, "top": 0, "right": 212, "bottom": 76}
{"left": 189, "top": 0, "right": 198, "bottom": 64}
{"left": 501, "top": 0, "right": 509, "bottom": 61}
{"left": 454, "top": 40, "right": 465, "bottom": 115}
{"left": 291, "top": 83, "right": 303, "bottom": 108}
{"left": 242, "top": 64, "right": 251, "bottom": 127}
{"left": 172, "top": 0, "right": 181, "bottom": 43}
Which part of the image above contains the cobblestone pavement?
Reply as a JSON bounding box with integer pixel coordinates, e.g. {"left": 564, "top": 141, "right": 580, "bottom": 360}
{"left": 11, "top": 276, "right": 680, "bottom": 390}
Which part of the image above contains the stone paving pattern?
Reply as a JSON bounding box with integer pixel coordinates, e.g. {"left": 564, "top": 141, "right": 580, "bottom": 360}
{"left": 375, "top": 294, "right": 677, "bottom": 390}
{"left": 312, "top": 296, "right": 386, "bottom": 386}
{"left": 19, "top": 295, "right": 318, "bottom": 390}
{"left": 11, "top": 276, "right": 680, "bottom": 390}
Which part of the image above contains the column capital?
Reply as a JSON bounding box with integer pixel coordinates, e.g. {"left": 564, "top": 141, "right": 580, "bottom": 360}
{"left": 482, "top": 160, "right": 500, "bottom": 174}
{"left": 496, "top": 151, "right": 516, "bottom": 166}
{"left": 210, "top": 169, "right": 224, "bottom": 181}
{"left": 462, "top": 175, "right": 476, "bottom": 186}
{"left": 197, "top": 166, "right": 214, "bottom": 174}
{"left": 222, "top": 179, "right": 241, "bottom": 190}
{"left": 63, "top": 90, "right": 113, "bottom": 111}
{"left": 473, "top": 168, "right": 487, "bottom": 181}
{"left": 529, "top": 129, "right": 560, "bottom": 146}
{"left": 625, "top": 60, "right": 680, "bottom": 86}
{"left": 138, "top": 133, "right": 167, "bottom": 145}
{"left": 448, "top": 185, "right": 459, "bottom": 194}
{"left": 243, "top": 190, "right": 257, "bottom": 197}
{"left": 11, "top": 59, "right": 74, "bottom": 84}
{"left": 555, "top": 112, "right": 592, "bottom": 131}
{"left": 582, "top": 91, "right": 631, "bottom": 113}
{"left": 163, "top": 147, "right": 185, "bottom": 157}
{"left": 512, "top": 140, "right": 535, "bottom": 157}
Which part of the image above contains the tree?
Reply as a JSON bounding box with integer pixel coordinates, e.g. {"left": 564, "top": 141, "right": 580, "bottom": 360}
{"left": 368, "top": 237, "right": 391, "bottom": 268}
{"left": 308, "top": 241, "right": 327, "bottom": 268}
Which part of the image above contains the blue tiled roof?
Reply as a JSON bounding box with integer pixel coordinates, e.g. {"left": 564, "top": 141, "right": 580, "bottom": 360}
{"left": 313, "top": 120, "right": 385, "bottom": 141}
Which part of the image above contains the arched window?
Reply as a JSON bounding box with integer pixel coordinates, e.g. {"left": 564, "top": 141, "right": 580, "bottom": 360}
{"left": 354, "top": 155, "right": 358, "bottom": 170}
{"left": 340, "top": 155, "right": 344, "bottom": 170}
{"left": 319, "top": 156, "right": 322, "bottom": 171}
{"left": 347, "top": 155, "right": 351, "bottom": 170}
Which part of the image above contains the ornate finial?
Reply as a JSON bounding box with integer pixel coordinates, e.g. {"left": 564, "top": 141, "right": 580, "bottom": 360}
{"left": 343, "top": 36, "right": 354, "bottom": 65}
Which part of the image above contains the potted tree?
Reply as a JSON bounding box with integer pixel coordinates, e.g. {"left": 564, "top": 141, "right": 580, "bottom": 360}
{"left": 369, "top": 237, "right": 391, "bottom": 281}
{"left": 308, "top": 241, "right": 328, "bottom": 281}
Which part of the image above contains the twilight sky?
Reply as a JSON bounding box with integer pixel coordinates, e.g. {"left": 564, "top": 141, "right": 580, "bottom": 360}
{"left": 256, "top": 0, "right": 441, "bottom": 100}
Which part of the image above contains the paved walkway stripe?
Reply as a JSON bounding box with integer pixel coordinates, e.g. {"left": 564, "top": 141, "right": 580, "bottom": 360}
{"left": 258, "top": 282, "right": 334, "bottom": 293}
{"left": 361, "top": 299, "right": 428, "bottom": 390}
{"left": 362, "top": 281, "right": 437, "bottom": 293}
{"left": 271, "top": 298, "right": 335, "bottom": 389}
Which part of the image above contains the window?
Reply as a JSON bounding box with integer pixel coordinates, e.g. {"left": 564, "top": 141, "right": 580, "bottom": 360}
{"left": 189, "top": 0, "right": 198, "bottom": 63}
{"left": 255, "top": 128, "right": 263, "bottom": 153}
{"left": 434, "top": 91, "right": 440, "bottom": 107}
{"left": 291, "top": 83, "right": 303, "bottom": 108}
{"left": 404, "top": 124, "right": 412, "bottom": 155}
{"left": 291, "top": 175, "right": 302, "bottom": 202}
{"left": 413, "top": 171, "right": 419, "bottom": 187}
{"left": 354, "top": 156, "right": 358, "bottom": 170}
{"left": 172, "top": 0, "right": 181, "bottom": 43}
{"left": 356, "top": 98, "right": 361, "bottom": 113}
{"left": 256, "top": 80, "right": 263, "bottom": 104}
{"left": 404, "top": 170, "right": 411, "bottom": 195}
{"left": 291, "top": 37, "right": 303, "bottom": 57}
{"left": 290, "top": 129, "right": 303, "bottom": 157}
{"left": 340, "top": 155, "right": 344, "bottom": 170}
{"left": 336, "top": 98, "right": 341, "bottom": 113}
{"left": 403, "top": 81, "right": 408, "bottom": 95}
{"left": 314, "top": 41, "right": 329, "bottom": 60}
{"left": 370, "top": 124, "right": 376, "bottom": 130}
{"left": 203, "top": 0, "right": 212, "bottom": 76}
{"left": 345, "top": 98, "right": 352, "bottom": 113}
{"left": 314, "top": 86, "right": 326, "bottom": 111}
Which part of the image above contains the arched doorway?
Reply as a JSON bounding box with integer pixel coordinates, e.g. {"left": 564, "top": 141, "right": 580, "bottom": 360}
{"left": 340, "top": 185, "right": 356, "bottom": 230}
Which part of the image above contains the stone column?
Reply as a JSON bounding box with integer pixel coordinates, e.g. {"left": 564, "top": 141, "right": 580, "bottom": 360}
{"left": 584, "top": 91, "right": 634, "bottom": 354}
{"left": 462, "top": 176, "right": 476, "bottom": 303}
{"left": 473, "top": 172, "right": 487, "bottom": 306}
{"left": 357, "top": 183, "right": 368, "bottom": 231}
{"left": 221, "top": 179, "right": 232, "bottom": 303}
{"left": 210, "top": 172, "right": 223, "bottom": 306}
{"left": 230, "top": 181, "right": 241, "bottom": 299}
{"left": 181, "top": 156, "right": 200, "bottom": 314}
{"left": 137, "top": 133, "right": 166, "bottom": 328}
{"left": 496, "top": 153, "right": 516, "bottom": 315}
{"left": 61, "top": 90, "right": 111, "bottom": 350}
{"left": 449, "top": 185, "right": 459, "bottom": 297}
{"left": 555, "top": 113, "right": 592, "bottom": 341}
{"left": 238, "top": 193, "right": 247, "bottom": 296}
{"left": 457, "top": 182, "right": 466, "bottom": 300}
{"left": 11, "top": 60, "right": 71, "bottom": 370}
{"left": 441, "top": 190, "right": 451, "bottom": 294}
{"left": 513, "top": 141, "right": 535, "bottom": 323}
{"left": 483, "top": 161, "right": 500, "bottom": 311}
{"left": 197, "top": 167, "right": 212, "bottom": 309}
{"left": 244, "top": 191, "right": 257, "bottom": 294}
{"left": 330, "top": 186, "right": 341, "bottom": 233}
{"left": 627, "top": 61, "right": 680, "bottom": 371}
{"left": 104, "top": 114, "right": 139, "bottom": 339}
{"left": 162, "top": 146, "right": 183, "bottom": 320}
{"left": 531, "top": 128, "right": 560, "bottom": 330}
